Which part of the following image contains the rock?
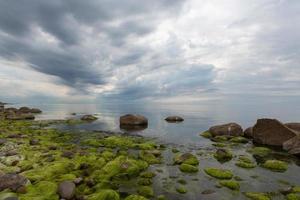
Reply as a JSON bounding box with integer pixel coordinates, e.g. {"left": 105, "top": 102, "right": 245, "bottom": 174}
{"left": 80, "top": 115, "right": 98, "bottom": 121}
{"left": 6, "top": 114, "right": 35, "bottom": 120}
{"left": 18, "top": 107, "right": 31, "bottom": 113}
{"left": 283, "top": 135, "right": 300, "bottom": 156}
{"left": 120, "top": 114, "right": 148, "bottom": 126}
{"left": 209, "top": 123, "right": 243, "bottom": 137}
{"left": 30, "top": 108, "right": 42, "bottom": 113}
{"left": 0, "top": 173, "right": 28, "bottom": 192}
{"left": 244, "top": 127, "right": 253, "bottom": 138}
{"left": 57, "top": 181, "right": 76, "bottom": 200}
{"left": 61, "top": 151, "right": 75, "bottom": 159}
{"left": 0, "top": 139, "right": 7, "bottom": 145}
{"left": 73, "top": 177, "right": 83, "bottom": 185}
{"left": 202, "top": 189, "right": 215, "bottom": 195}
{"left": 29, "top": 139, "right": 39, "bottom": 145}
{"left": 165, "top": 116, "right": 184, "bottom": 122}
{"left": 285, "top": 123, "right": 300, "bottom": 133}
{"left": 214, "top": 148, "right": 233, "bottom": 163}
{"left": 252, "top": 119, "right": 298, "bottom": 146}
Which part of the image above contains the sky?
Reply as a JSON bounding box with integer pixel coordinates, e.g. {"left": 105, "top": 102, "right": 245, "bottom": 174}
{"left": 0, "top": 0, "right": 299, "bottom": 103}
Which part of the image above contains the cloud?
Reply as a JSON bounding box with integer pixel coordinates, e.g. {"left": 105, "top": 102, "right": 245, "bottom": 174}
{"left": 0, "top": 0, "right": 299, "bottom": 102}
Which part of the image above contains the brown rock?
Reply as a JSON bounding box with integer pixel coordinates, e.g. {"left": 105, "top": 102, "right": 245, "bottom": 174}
{"left": 285, "top": 123, "right": 300, "bottom": 133}
{"left": 61, "top": 151, "right": 75, "bottom": 159}
{"left": 244, "top": 127, "right": 253, "bottom": 138}
{"left": 18, "top": 107, "right": 31, "bottom": 113}
{"left": 80, "top": 115, "right": 98, "bottom": 121}
{"left": 165, "top": 116, "right": 184, "bottom": 122}
{"left": 209, "top": 123, "right": 243, "bottom": 137}
{"left": 29, "top": 139, "right": 39, "bottom": 145}
{"left": 252, "top": 118, "right": 298, "bottom": 146}
{"left": 0, "top": 173, "right": 28, "bottom": 192}
{"left": 30, "top": 108, "right": 42, "bottom": 113}
{"left": 57, "top": 181, "right": 76, "bottom": 200}
{"left": 119, "top": 114, "right": 148, "bottom": 126}
{"left": 283, "top": 135, "right": 300, "bottom": 156}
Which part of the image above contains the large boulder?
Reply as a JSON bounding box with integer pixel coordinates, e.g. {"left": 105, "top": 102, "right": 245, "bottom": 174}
{"left": 120, "top": 114, "right": 148, "bottom": 126}
{"left": 244, "top": 127, "right": 253, "bottom": 138}
{"left": 285, "top": 123, "right": 300, "bottom": 133}
{"left": 283, "top": 135, "right": 300, "bottom": 156}
{"left": 165, "top": 116, "right": 184, "bottom": 123}
{"left": 18, "top": 107, "right": 31, "bottom": 113}
{"left": 0, "top": 174, "right": 28, "bottom": 192}
{"left": 30, "top": 108, "right": 42, "bottom": 113}
{"left": 252, "top": 119, "right": 298, "bottom": 146}
{"left": 208, "top": 123, "right": 243, "bottom": 137}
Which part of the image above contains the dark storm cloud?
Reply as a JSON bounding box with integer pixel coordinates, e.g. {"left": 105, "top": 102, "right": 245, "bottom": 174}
{"left": 0, "top": 0, "right": 186, "bottom": 95}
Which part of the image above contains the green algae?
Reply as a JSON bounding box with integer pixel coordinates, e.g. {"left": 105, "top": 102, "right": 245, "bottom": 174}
{"left": 125, "top": 194, "right": 148, "bottom": 200}
{"left": 19, "top": 181, "right": 58, "bottom": 200}
{"left": 219, "top": 180, "right": 240, "bottom": 190}
{"left": 176, "top": 186, "right": 187, "bottom": 194}
{"left": 179, "top": 163, "right": 198, "bottom": 173}
{"left": 292, "top": 186, "right": 300, "bottom": 193}
{"left": 138, "top": 186, "right": 154, "bottom": 198}
{"left": 213, "top": 148, "right": 233, "bottom": 163}
{"left": 157, "top": 195, "right": 167, "bottom": 200}
{"left": 88, "top": 189, "right": 120, "bottom": 200}
{"left": 286, "top": 193, "right": 300, "bottom": 200}
{"left": 262, "top": 160, "right": 288, "bottom": 172}
{"left": 244, "top": 192, "right": 271, "bottom": 200}
{"left": 138, "top": 178, "right": 152, "bottom": 186}
{"left": 236, "top": 156, "right": 256, "bottom": 169}
{"left": 139, "top": 150, "right": 161, "bottom": 164}
{"left": 229, "top": 136, "right": 248, "bottom": 143}
{"left": 204, "top": 167, "right": 233, "bottom": 179}
{"left": 139, "top": 171, "right": 156, "bottom": 178}
{"left": 248, "top": 147, "right": 271, "bottom": 157}
{"left": 200, "top": 131, "right": 212, "bottom": 138}
{"left": 174, "top": 153, "right": 199, "bottom": 166}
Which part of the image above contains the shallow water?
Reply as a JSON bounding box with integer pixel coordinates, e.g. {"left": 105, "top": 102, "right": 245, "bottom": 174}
{"left": 13, "top": 100, "right": 300, "bottom": 145}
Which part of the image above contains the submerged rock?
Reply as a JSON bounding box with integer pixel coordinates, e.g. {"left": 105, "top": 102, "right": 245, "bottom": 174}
{"left": 252, "top": 119, "right": 298, "bottom": 146}
{"left": 209, "top": 123, "right": 243, "bottom": 137}
{"left": 57, "top": 181, "right": 76, "bottom": 200}
{"left": 204, "top": 167, "right": 233, "bottom": 179}
{"left": 0, "top": 173, "right": 28, "bottom": 192}
{"left": 81, "top": 115, "right": 98, "bottom": 121}
{"left": 214, "top": 148, "right": 233, "bottom": 163}
{"left": 120, "top": 114, "right": 148, "bottom": 126}
{"left": 262, "top": 160, "right": 288, "bottom": 172}
{"left": 165, "top": 116, "right": 184, "bottom": 122}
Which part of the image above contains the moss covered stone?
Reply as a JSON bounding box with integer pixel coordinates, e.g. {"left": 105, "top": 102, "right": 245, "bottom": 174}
{"left": 286, "top": 193, "right": 300, "bottom": 200}
{"left": 229, "top": 136, "right": 248, "bottom": 143}
{"left": 176, "top": 186, "right": 187, "bottom": 194}
{"left": 139, "top": 171, "right": 156, "bottom": 178}
{"left": 204, "top": 167, "right": 233, "bottom": 179}
{"left": 236, "top": 156, "right": 256, "bottom": 169}
{"left": 200, "top": 131, "right": 212, "bottom": 138}
{"left": 179, "top": 163, "right": 198, "bottom": 173}
{"left": 157, "top": 195, "right": 167, "bottom": 200}
{"left": 219, "top": 180, "right": 240, "bottom": 190}
{"left": 262, "top": 160, "right": 288, "bottom": 172}
{"left": 214, "top": 148, "right": 233, "bottom": 163}
{"left": 174, "top": 153, "right": 199, "bottom": 166}
{"left": 244, "top": 192, "right": 271, "bottom": 200}
{"left": 138, "top": 186, "right": 154, "bottom": 198}
{"left": 248, "top": 147, "right": 271, "bottom": 157}
{"left": 19, "top": 181, "right": 58, "bottom": 200}
{"left": 125, "top": 194, "right": 148, "bottom": 200}
{"left": 88, "top": 189, "right": 120, "bottom": 200}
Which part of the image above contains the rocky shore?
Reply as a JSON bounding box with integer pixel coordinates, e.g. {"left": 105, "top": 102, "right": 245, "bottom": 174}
{"left": 0, "top": 104, "right": 299, "bottom": 200}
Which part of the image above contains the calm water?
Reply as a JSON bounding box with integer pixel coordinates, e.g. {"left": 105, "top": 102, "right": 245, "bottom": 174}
{"left": 13, "top": 100, "right": 300, "bottom": 145}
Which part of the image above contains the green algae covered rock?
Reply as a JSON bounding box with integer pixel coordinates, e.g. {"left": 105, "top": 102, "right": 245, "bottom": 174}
{"left": 214, "top": 148, "right": 233, "bottom": 163}
{"left": 219, "top": 180, "right": 240, "bottom": 190}
{"left": 139, "top": 171, "right": 156, "bottom": 178}
{"left": 93, "top": 156, "right": 148, "bottom": 182}
{"left": 179, "top": 163, "right": 198, "bottom": 173}
{"left": 157, "top": 195, "right": 167, "bottom": 200}
{"left": 88, "top": 189, "right": 120, "bottom": 200}
{"left": 200, "top": 131, "right": 212, "bottom": 138}
{"left": 211, "top": 135, "right": 228, "bottom": 142}
{"left": 139, "top": 150, "right": 161, "bottom": 164}
{"left": 176, "top": 186, "right": 187, "bottom": 194}
{"left": 230, "top": 136, "right": 248, "bottom": 143}
{"left": 262, "top": 160, "right": 288, "bottom": 172}
{"left": 244, "top": 192, "right": 271, "bottom": 200}
{"left": 286, "top": 193, "right": 300, "bottom": 200}
{"left": 138, "top": 186, "right": 154, "bottom": 198}
{"left": 19, "top": 181, "right": 58, "bottom": 200}
{"left": 248, "top": 147, "right": 271, "bottom": 157}
{"left": 292, "top": 186, "right": 300, "bottom": 193}
{"left": 204, "top": 167, "right": 233, "bottom": 179}
{"left": 236, "top": 156, "right": 256, "bottom": 169}
{"left": 174, "top": 153, "right": 199, "bottom": 166}
{"left": 125, "top": 194, "right": 148, "bottom": 200}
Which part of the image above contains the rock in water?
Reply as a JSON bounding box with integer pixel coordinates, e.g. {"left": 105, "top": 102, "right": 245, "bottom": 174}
{"left": 120, "top": 114, "right": 148, "bottom": 126}
{"left": 30, "top": 108, "right": 42, "bottom": 113}
{"left": 165, "top": 116, "right": 184, "bottom": 122}
{"left": 252, "top": 119, "right": 298, "bottom": 146}
{"left": 285, "top": 123, "right": 300, "bottom": 133}
{"left": 209, "top": 123, "right": 243, "bottom": 137}
{"left": 283, "top": 135, "right": 300, "bottom": 156}
{"left": 80, "top": 115, "right": 98, "bottom": 121}
{"left": 244, "top": 127, "right": 253, "bottom": 138}
{"left": 0, "top": 174, "right": 28, "bottom": 192}
{"left": 57, "top": 181, "right": 76, "bottom": 200}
